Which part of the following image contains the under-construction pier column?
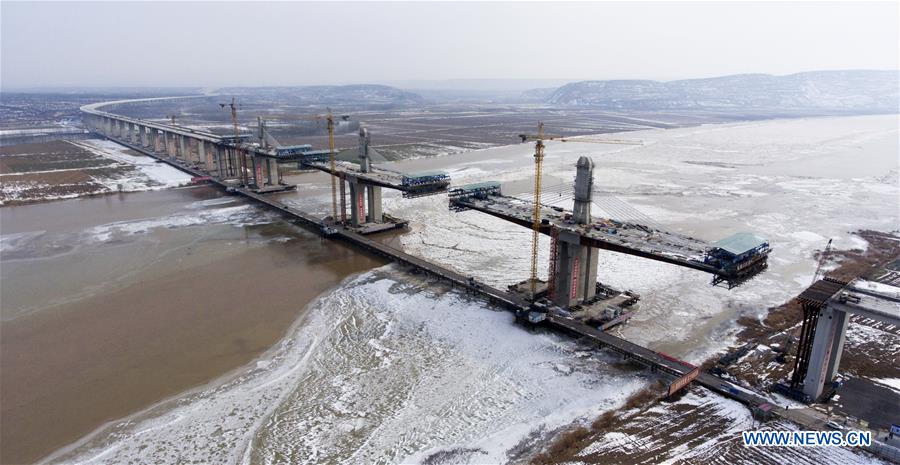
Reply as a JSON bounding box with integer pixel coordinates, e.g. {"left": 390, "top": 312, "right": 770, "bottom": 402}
{"left": 164, "top": 132, "right": 175, "bottom": 158}
{"left": 358, "top": 127, "right": 383, "bottom": 223}
{"left": 211, "top": 143, "right": 225, "bottom": 178}
{"left": 178, "top": 135, "right": 187, "bottom": 161}
{"left": 197, "top": 140, "right": 207, "bottom": 170}
{"left": 249, "top": 156, "right": 279, "bottom": 189}
{"left": 348, "top": 176, "right": 366, "bottom": 226}
{"left": 267, "top": 158, "right": 280, "bottom": 185}
{"left": 191, "top": 138, "right": 202, "bottom": 165}
{"left": 366, "top": 186, "right": 382, "bottom": 223}
{"left": 802, "top": 306, "right": 849, "bottom": 399}
{"left": 551, "top": 156, "right": 600, "bottom": 308}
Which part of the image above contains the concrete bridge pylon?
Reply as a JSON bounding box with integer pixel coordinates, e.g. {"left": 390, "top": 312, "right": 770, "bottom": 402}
{"left": 550, "top": 156, "right": 600, "bottom": 308}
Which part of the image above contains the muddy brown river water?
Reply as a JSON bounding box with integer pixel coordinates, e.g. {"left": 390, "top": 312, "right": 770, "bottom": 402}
{"left": 0, "top": 186, "right": 383, "bottom": 464}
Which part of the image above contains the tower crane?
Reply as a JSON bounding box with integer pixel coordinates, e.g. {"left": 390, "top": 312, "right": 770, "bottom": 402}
{"left": 518, "top": 133, "right": 643, "bottom": 146}
{"left": 517, "top": 126, "right": 643, "bottom": 298}
{"left": 811, "top": 238, "right": 834, "bottom": 284}
{"left": 256, "top": 111, "right": 350, "bottom": 223}
{"left": 219, "top": 97, "right": 249, "bottom": 187}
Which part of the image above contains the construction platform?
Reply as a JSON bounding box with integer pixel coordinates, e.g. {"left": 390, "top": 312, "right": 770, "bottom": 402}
{"left": 450, "top": 185, "right": 770, "bottom": 288}
{"left": 304, "top": 160, "right": 450, "bottom": 198}
{"left": 509, "top": 279, "right": 639, "bottom": 330}
{"left": 241, "top": 141, "right": 450, "bottom": 198}
{"left": 329, "top": 214, "right": 409, "bottom": 235}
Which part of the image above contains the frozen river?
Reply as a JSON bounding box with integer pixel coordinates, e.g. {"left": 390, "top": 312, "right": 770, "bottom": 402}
{"left": 42, "top": 114, "right": 898, "bottom": 464}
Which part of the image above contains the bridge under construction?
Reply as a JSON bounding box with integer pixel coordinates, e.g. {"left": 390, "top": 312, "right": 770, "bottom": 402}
{"left": 82, "top": 96, "right": 786, "bottom": 415}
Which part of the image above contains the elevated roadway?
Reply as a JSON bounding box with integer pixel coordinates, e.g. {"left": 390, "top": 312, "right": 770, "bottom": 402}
{"left": 452, "top": 193, "right": 769, "bottom": 287}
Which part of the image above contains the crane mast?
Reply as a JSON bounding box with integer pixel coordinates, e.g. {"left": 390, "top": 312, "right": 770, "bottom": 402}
{"left": 220, "top": 97, "right": 247, "bottom": 186}
{"left": 517, "top": 125, "right": 642, "bottom": 299}
{"left": 327, "top": 111, "right": 338, "bottom": 223}
{"left": 257, "top": 111, "right": 345, "bottom": 222}
{"left": 530, "top": 122, "right": 546, "bottom": 297}
{"left": 811, "top": 238, "right": 834, "bottom": 284}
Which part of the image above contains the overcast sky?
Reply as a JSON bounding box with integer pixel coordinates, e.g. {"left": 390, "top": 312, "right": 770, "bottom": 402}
{"left": 2, "top": 1, "right": 898, "bottom": 89}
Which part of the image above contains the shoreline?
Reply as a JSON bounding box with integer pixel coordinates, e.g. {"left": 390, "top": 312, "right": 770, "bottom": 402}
{"left": 37, "top": 267, "right": 384, "bottom": 464}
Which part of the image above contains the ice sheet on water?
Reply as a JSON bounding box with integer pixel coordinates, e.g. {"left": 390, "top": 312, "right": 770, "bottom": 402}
{"left": 391, "top": 114, "right": 898, "bottom": 362}
{"left": 0, "top": 230, "right": 47, "bottom": 253}
{"left": 43, "top": 269, "right": 648, "bottom": 465}
{"left": 2, "top": 201, "right": 276, "bottom": 260}
{"left": 86, "top": 204, "right": 275, "bottom": 242}
{"left": 74, "top": 139, "right": 193, "bottom": 191}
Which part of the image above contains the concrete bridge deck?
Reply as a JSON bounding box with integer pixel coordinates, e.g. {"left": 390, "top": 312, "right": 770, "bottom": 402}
{"left": 452, "top": 193, "right": 768, "bottom": 287}
{"left": 304, "top": 160, "right": 450, "bottom": 197}
{"left": 83, "top": 97, "right": 449, "bottom": 198}
{"left": 81, "top": 97, "right": 228, "bottom": 144}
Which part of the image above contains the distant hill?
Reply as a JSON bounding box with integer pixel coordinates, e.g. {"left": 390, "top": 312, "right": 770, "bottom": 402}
{"left": 220, "top": 84, "right": 425, "bottom": 107}
{"left": 547, "top": 70, "right": 899, "bottom": 113}
{"left": 518, "top": 87, "right": 558, "bottom": 102}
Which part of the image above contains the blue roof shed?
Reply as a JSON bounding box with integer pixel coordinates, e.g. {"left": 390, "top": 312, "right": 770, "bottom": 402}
{"left": 713, "top": 232, "right": 768, "bottom": 257}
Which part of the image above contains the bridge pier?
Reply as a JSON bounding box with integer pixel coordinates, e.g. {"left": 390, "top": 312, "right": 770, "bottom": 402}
{"left": 165, "top": 132, "right": 175, "bottom": 158}
{"left": 224, "top": 147, "right": 237, "bottom": 179}
{"left": 169, "top": 133, "right": 177, "bottom": 159}
{"left": 348, "top": 176, "right": 365, "bottom": 226}
{"left": 190, "top": 138, "right": 201, "bottom": 165}
{"left": 791, "top": 279, "right": 900, "bottom": 402}
{"left": 358, "top": 127, "right": 383, "bottom": 224}
{"left": 247, "top": 155, "right": 280, "bottom": 189}
{"left": 198, "top": 140, "right": 207, "bottom": 169}
{"left": 802, "top": 306, "right": 849, "bottom": 399}
{"left": 550, "top": 156, "right": 600, "bottom": 307}
{"left": 367, "top": 185, "right": 382, "bottom": 223}
{"left": 208, "top": 142, "right": 222, "bottom": 177}
{"left": 178, "top": 134, "right": 187, "bottom": 162}
{"left": 213, "top": 145, "right": 227, "bottom": 178}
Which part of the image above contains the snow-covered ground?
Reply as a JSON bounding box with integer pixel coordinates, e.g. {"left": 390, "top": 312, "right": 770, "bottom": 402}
{"left": 0, "top": 127, "right": 87, "bottom": 136}
{"left": 71, "top": 139, "right": 192, "bottom": 191}
{"left": 575, "top": 389, "right": 888, "bottom": 464}
{"left": 0, "top": 139, "right": 192, "bottom": 205}
{"left": 40, "top": 114, "right": 900, "bottom": 464}
{"left": 43, "top": 270, "right": 649, "bottom": 464}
